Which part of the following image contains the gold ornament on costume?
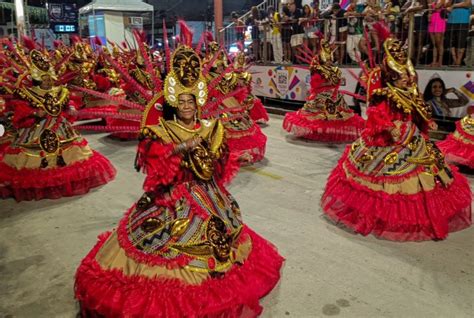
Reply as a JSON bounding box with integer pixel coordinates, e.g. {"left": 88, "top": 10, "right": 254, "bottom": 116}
{"left": 164, "top": 45, "right": 208, "bottom": 107}
{"left": 29, "top": 50, "right": 57, "bottom": 82}
{"left": 373, "top": 83, "right": 432, "bottom": 121}
{"left": 310, "top": 40, "right": 342, "bottom": 86}
{"left": 383, "top": 38, "right": 416, "bottom": 80}
{"left": 39, "top": 129, "right": 59, "bottom": 153}
{"left": 188, "top": 141, "right": 215, "bottom": 180}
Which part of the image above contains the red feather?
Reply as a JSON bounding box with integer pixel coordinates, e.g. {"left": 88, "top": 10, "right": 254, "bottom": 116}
{"left": 373, "top": 22, "right": 391, "bottom": 44}
{"left": 21, "top": 35, "right": 37, "bottom": 51}
{"left": 71, "top": 35, "right": 81, "bottom": 44}
{"left": 178, "top": 20, "right": 193, "bottom": 47}
{"left": 94, "top": 36, "right": 103, "bottom": 46}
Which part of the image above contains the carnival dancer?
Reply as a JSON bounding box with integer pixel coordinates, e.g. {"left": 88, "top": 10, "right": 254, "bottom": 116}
{"left": 438, "top": 109, "right": 474, "bottom": 169}
{"left": 321, "top": 34, "right": 472, "bottom": 241}
{"left": 283, "top": 39, "right": 365, "bottom": 142}
{"left": 0, "top": 41, "right": 116, "bottom": 201}
{"left": 74, "top": 25, "right": 283, "bottom": 317}
{"left": 73, "top": 33, "right": 164, "bottom": 140}
{"left": 233, "top": 47, "right": 269, "bottom": 124}
{"left": 203, "top": 40, "right": 267, "bottom": 165}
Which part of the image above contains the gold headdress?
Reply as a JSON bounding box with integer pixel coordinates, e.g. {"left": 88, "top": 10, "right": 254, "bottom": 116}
{"left": 164, "top": 45, "right": 208, "bottom": 107}
{"left": 29, "top": 50, "right": 57, "bottom": 81}
{"left": 383, "top": 38, "right": 416, "bottom": 79}
{"left": 319, "top": 39, "right": 333, "bottom": 64}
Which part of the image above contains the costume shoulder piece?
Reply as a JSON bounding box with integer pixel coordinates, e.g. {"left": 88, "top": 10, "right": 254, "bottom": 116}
{"left": 142, "top": 118, "right": 225, "bottom": 152}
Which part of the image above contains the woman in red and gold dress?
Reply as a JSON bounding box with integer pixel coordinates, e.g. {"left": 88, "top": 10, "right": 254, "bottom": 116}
{"left": 321, "top": 37, "right": 471, "bottom": 241}
{"left": 0, "top": 45, "right": 116, "bottom": 201}
{"left": 283, "top": 39, "right": 365, "bottom": 142}
{"left": 438, "top": 109, "right": 474, "bottom": 169}
{"left": 74, "top": 32, "right": 283, "bottom": 317}
{"left": 203, "top": 41, "right": 267, "bottom": 165}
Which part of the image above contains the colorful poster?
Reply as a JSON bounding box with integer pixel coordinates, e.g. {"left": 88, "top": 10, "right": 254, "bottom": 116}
{"left": 250, "top": 65, "right": 474, "bottom": 118}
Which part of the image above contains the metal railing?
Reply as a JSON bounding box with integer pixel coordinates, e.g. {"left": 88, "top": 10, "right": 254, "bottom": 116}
{"left": 219, "top": 0, "right": 279, "bottom": 49}
{"left": 220, "top": 10, "right": 473, "bottom": 69}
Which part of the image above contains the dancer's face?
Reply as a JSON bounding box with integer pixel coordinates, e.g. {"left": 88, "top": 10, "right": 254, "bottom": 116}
{"left": 177, "top": 94, "right": 197, "bottom": 122}
{"left": 431, "top": 81, "right": 444, "bottom": 98}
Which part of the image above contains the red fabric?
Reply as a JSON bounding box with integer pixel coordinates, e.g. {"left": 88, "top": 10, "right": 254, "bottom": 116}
{"left": 283, "top": 111, "right": 365, "bottom": 143}
{"left": 249, "top": 98, "right": 269, "bottom": 123}
{"left": 11, "top": 99, "right": 36, "bottom": 128}
{"left": 438, "top": 122, "right": 474, "bottom": 168}
{"left": 137, "top": 141, "right": 183, "bottom": 191}
{"left": 362, "top": 102, "right": 396, "bottom": 146}
{"left": 0, "top": 151, "right": 116, "bottom": 201}
{"left": 216, "top": 151, "right": 241, "bottom": 185}
{"left": 226, "top": 124, "right": 267, "bottom": 164}
{"left": 92, "top": 74, "right": 112, "bottom": 92}
{"left": 308, "top": 73, "right": 335, "bottom": 98}
{"left": 74, "top": 227, "right": 284, "bottom": 318}
{"left": 321, "top": 149, "right": 472, "bottom": 241}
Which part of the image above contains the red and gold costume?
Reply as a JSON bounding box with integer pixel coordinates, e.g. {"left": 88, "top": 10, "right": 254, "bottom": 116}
{"left": 321, "top": 37, "right": 471, "bottom": 241}
{"left": 283, "top": 40, "right": 364, "bottom": 142}
{"left": 73, "top": 34, "right": 164, "bottom": 140}
{"left": 74, "top": 25, "right": 283, "bottom": 317}
{"left": 203, "top": 42, "right": 267, "bottom": 165}
{"left": 233, "top": 51, "right": 269, "bottom": 124}
{"left": 437, "top": 113, "right": 474, "bottom": 169}
{"left": 0, "top": 43, "right": 116, "bottom": 201}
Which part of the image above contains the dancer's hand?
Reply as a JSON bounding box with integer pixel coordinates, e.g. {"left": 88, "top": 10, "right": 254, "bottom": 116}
{"left": 185, "top": 136, "right": 202, "bottom": 150}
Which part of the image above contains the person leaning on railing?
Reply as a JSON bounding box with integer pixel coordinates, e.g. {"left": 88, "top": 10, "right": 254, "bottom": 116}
{"left": 280, "top": 3, "right": 294, "bottom": 64}
{"left": 427, "top": 0, "right": 448, "bottom": 67}
{"left": 363, "top": 0, "right": 384, "bottom": 59}
{"left": 231, "top": 11, "right": 246, "bottom": 43}
{"left": 401, "top": 0, "right": 429, "bottom": 65}
{"left": 246, "top": 6, "right": 262, "bottom": 62}
{"left": 345, "top": 0, "right": 365, "bottom": 64}
{"left": 446, "top": 0, "right": 471, "bottom": 66}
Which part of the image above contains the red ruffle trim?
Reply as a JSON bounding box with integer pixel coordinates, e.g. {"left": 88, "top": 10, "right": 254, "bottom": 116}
{"left": 0, "top": 151, "right": 116, "bottom": 201}
{"left": 249, "top": 98, "right": 269, "bottom": 123}
{"left": 226, "top": 125, "right": 267, "bottom": 164}
{"left": 74, "top": 227, "right": 284, "bottom": 318}
{"left": 283, "top": 111, "right": 365, "bottom": 143}
{"left": 321, "top": 152, "right": 472, "bottom": 241}
{"left": 140, "top": 142, "right": 182, "bottom": 191}
{"left": 437, "top": 125, "right": 474, "bottom": 169}
{"left": 217, "top": 151, "right": 241, "bottom": 185}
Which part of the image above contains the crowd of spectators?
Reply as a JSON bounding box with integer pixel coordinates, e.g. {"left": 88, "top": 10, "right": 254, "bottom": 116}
{"left": 230, "top": 0, "right": 473, "bottom": 67}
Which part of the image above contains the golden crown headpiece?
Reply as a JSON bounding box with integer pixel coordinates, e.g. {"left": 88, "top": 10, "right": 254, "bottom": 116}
{"left": 164, "top": 45, "right": 208, "bottom": 108}
{"left": 319, "top": 39, "right": 333, "bottom": 64}
{"left": 383, "top": 38, "right": 416, "bottom": 78}
{"left": 29, "top": 49, "right": 57, "bottom": 81}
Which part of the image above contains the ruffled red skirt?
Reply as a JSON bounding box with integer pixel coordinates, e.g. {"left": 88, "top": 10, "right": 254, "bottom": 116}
{"left": 226, "top": 124, "right": 267, "bottom": 164}
{"left": 321, "top": 150, "right": 472, "bottom": 241}
{"left": 249, "top": 98, "right": 269, "bottom": 123}
{"left": 283, "top": 111, "right": 365, "bottom": 143}
{"left": 74, "top": 226, "right": 283, "bottom": 318}
{"left": 0, "top": 151, "right": 116, "bottom": 201}
{"left": 437, "top": 123, "right": 474, "bottom": 169}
